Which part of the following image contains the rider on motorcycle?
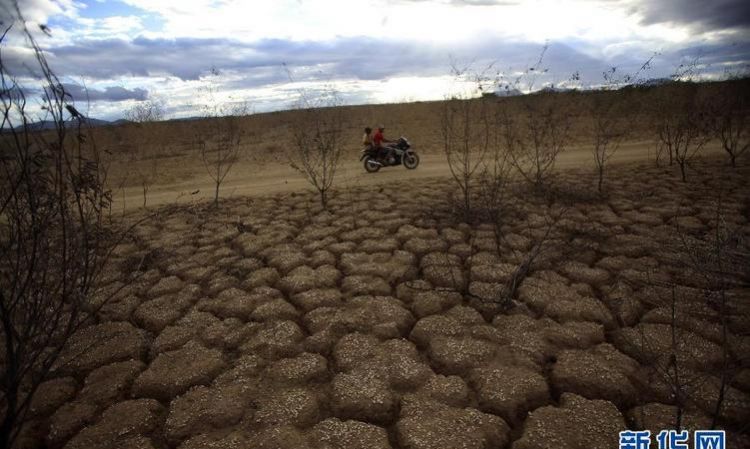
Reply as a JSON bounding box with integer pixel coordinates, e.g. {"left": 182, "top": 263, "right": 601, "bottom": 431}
{"left": 373, "top": 125, "right": 395, "bottom": 164}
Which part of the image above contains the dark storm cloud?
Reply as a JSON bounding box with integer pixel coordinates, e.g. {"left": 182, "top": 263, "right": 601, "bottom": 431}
{"left": 643, "top": 0, "right": 750, "bottom": 29}
{"left": 9, "top": 35, "right": 612, "bottom": 86}
{"left": 599, "top": 0, "right": 750, "bottom": 31}
{"left": 16, "top": 36, "right": 439, "bottom": 82}
{"left": 42, "top": 37, "right": 250, "bottom": 80}
{"left": 401, "top": 0, "right": 750, "bottom": 29}
{"left": 61, "top": 83, "right": 148, "bottom": 102}
{"left": 18, "top": 82, "right": 148, "bottom": 106}
{"left": 4, "top": 35, "right": 456, "bottom": 82}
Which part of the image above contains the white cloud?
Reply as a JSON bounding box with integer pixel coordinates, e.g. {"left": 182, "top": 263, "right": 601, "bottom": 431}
{"left": 74, "top": 15, "right": 144, "bottom": 38}
{"left": 114, "top": 0, "right": 698, "bottom": 46}
{"left": 1, "top": 0, "right": 82, "bottom": 25}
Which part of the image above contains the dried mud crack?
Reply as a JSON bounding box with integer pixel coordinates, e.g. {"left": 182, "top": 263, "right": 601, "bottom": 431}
{"left": 24, "top": 158, "right": 750, "bottom": 449}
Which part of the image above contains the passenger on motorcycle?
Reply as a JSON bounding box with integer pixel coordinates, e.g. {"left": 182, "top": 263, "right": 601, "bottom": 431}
{"left": 362, "top": 127, "right": 373, "bottom": 151}
{"left": 373, "top": 125, "right": 395, "bottom": 163}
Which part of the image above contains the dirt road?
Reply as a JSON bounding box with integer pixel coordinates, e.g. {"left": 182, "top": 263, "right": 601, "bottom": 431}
{"left": 113, "top": 140, "right": 722, "bottom": 211}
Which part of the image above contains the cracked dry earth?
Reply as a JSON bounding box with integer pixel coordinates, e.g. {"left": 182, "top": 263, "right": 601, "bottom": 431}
{"left": 27, "top": 158, "right": 750, "bottom": 449}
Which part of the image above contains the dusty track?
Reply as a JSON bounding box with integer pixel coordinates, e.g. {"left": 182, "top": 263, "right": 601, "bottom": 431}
{"left": 113, "top": 140, "right": 724, "bottom": 212}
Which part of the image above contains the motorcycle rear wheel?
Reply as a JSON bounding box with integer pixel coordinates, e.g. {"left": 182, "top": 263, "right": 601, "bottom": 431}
{"left": 364, "top": 157, "right": 381, "bottom": 173}
{"left": 403, "top": 152, "right": 420, "bottom": 169}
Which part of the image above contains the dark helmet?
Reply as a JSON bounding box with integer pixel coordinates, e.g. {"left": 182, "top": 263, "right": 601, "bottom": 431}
{"left": 364, "top": 127, "right": 372, "bottom": 133}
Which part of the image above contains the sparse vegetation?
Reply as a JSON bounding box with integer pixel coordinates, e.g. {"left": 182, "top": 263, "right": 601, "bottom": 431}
{"left": 590, "top": 90, "right": 627, "bottom": 192}
{"left": 286, "top": 85, "right": 345, "bottom": 209}
{"left": 650, "top": 61, "right": 714, "bottom": 181}
{"left": 588, "top": 64, "right": 648, "bottom": 192}
{"left": 124, "top": 99, "right": 165, "bottom": 208}
{"left": 502, "top": 93, "right": 573, "bottom": 189}
{"left": 710, "top": 78, "right": 750, "bottom": 167}
{"left": 495, "top": 49, "right": 573, "bottom": 190}
{"left": 124, "top": 98, "right": 165, "bottom": 124}
{"left": 0, "top": 18, "right": 130, "bottom": 449}
{"left": 440, "top": 96, "right": 491, "bottom": 221}
{"left": 195, "top": 110, "right": 246, "bottom": 208}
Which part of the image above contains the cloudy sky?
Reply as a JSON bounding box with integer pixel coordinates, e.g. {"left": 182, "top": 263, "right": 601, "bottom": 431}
{"left": 2, "top": 0, "right": 749, "bottom": 120}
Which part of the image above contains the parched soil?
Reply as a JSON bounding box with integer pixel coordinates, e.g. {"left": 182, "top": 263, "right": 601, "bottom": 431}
{"left": 26, "top": 157, "right": 750, "bottom": 449}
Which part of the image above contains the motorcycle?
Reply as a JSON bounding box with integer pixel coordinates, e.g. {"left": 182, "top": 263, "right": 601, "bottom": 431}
{"left": 360, "top": 137, "right": 420, "bottom": 173}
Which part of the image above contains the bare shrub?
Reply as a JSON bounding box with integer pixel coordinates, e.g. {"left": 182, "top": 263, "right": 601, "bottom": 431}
{"left": 652, "top": 83, "right": 711, "bottom": 181}
{"left": 660, "top": 84, "right": 711, "bottom": 182}
{"left": 590, "top": 91, "right": 628, "bottom": 192}
{"left": 441, "top": 60, "right": 516, "bottom": 222}
{"left": 500, "top": 95, "right": 572, "bottom": 189}
{"left": 710, "top": 78, "right": 750, "bottom": 167}
{"left": 484, "top": 46, "right": 575, "bottom": 190}
{"left": 189, "top": 67, "right": 249, "bottom": 208}
{"left": 428, "top": 49, "right": 570, "bottom": 313}
{"left": 486, "top": 203, "right": 567, "bottom": 311}
{"left": 588, "top": 62, "right": 651, "bottom": 192}
{"left": 286, "top": 86, "right": 344, "bottom": 209}
{"left": 476, "top": 111, "right": 514, "bottom": 225}
{"left": 650, "top": 58, "right": 713, "bottom": 180}
{"left": 123, "top": 98, "right": 166, "bottom": 208}
{"left": 195, "top": 103, "right": 247, "bottom": 208}
{"left": 124, "top": 97, "right": 165, "bottom": 123}
{"left": 440, "top": 96, "right": 491, "bottom": 221}
{"left": 0, "top": 18, "right": 132, "bottom": 448}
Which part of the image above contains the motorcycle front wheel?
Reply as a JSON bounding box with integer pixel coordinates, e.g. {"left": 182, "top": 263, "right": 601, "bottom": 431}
{"left": 403, "top": 152, "right": 420, "bottom": 169}
{"left": 364, "top": 157, "right": 381, "bottom": 173}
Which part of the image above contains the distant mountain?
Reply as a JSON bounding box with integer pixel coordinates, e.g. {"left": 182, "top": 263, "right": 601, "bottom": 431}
{"left": 486, "top": 85, "right": 573, "bottom": 97}
{"left": 13, "top": 116, "right": 124, "bottom": 132}
{"left": 539, "top": 85, "right": 577, "bottom": 93}
{"left": 618, "top": 78, "right": 675, "bottom": 91}
{"left": 491, "top": 87, "right": 523, "bottom": 97}
{"left": 640, "top": 77, "right": 673, "bottom": 87}
{"left": 86, "top": 118, "right": 113, "bottom": 127}
{"left": 18, "top": 120, "right": 65, "bottom": 131}
{"left": 171, "top": 116, "right": 204, "bottom": 122}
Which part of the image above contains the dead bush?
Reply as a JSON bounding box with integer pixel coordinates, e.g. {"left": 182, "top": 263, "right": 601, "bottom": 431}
{"left": 0, "top": 14, "right": 136, "bottom": 448}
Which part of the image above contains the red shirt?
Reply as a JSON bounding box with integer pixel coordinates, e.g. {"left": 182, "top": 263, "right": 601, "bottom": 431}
{"left": 373, "top": 129, "right": 384, "bottom": 147}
